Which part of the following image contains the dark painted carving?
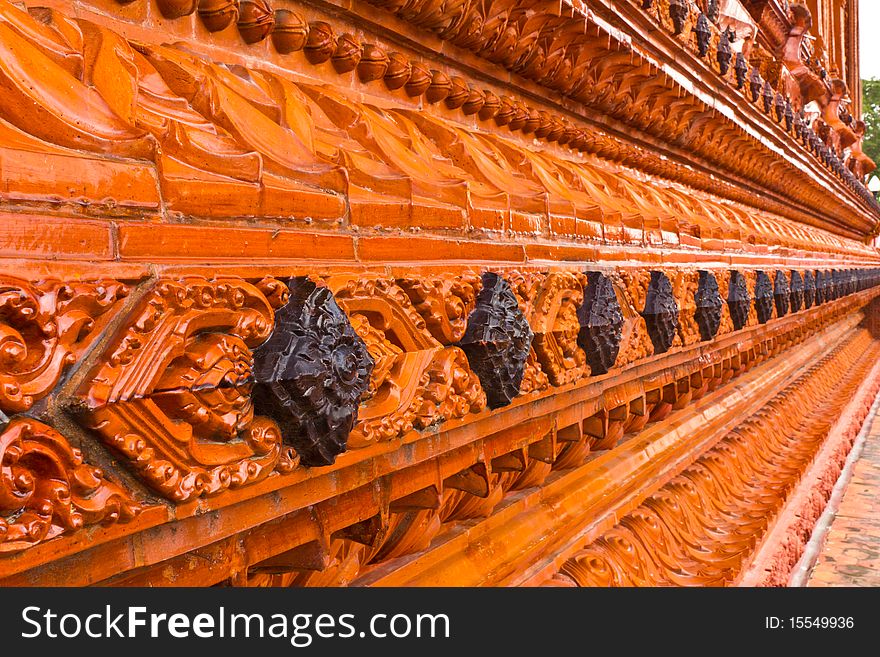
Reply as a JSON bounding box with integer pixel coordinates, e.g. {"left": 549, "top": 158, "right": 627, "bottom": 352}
{"left": 669, "top": 0, "right": 689, "bottom": 35}
{"left": 774, "top": 93, "right": 786, "bottom": 125}
{"left": 789, "top": 270, "right": 804, "bottom": 313}
{"left": 252, "top": 277, "right": 374, "bottom": 467}
{"left": 754, "top": 271, "right": 774, "bottom": 324}
{"left": 773, "top": 270, "right": 789, "bottom": 318}
{"left": 762, "top": 82, "right": 774, "bottom": 115}
{"left": 784, "top": 100, "right": 794, "bottom": 133}
{"left": 695, "top": 270, "right": 723, "bottom": 341}
{"left": 577, "top": 272, "right": 623, "bottom": 376}
{"left": 695, "top": 14, "right": 711, "bottom": 57}
{"left": 707, "top": 0, "right": 720, "bottom": 22}
{"left": 750, "top": 69, "right": 762, "bottom": 103}
{"left": 641, "top": 271, "right": 679, "bottom": 354}
{"left": 735, "top": 53, "right": 748, "bottom": 89}
{"left": 457, "top": 272, "right": 533, "bottom": 409}
{"left": 717, "top": 28, "right": 733, "bottom": 75}
{"left": 815, "top": 270, "right": 826, "bottom": 304}
{"left": 727, "top": 271, "right": 751, "bottom": 331}
{"left": 803, "top": 270, "right": 815, "bottom": 309}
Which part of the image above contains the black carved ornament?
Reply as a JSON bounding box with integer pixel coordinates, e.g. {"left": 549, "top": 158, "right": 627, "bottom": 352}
{"left": 252, "top": 277, "right": 374, "bottom": 467}
{"left": 717, "top": 27, "right": 733, "bottom": 75}
{"left": 773, "top": 270, "right": 789, "bottom": 318}
{"left": 754, "top": 270, "right": 774, "bottom": 324}
{"left": 695, "top": 14, "right": 711, "bottom": 57}
{"left": 695, "top": 270, "right": 723, "bottom": 341}
{"left": 789, "top": 270, "right": 804, "bottom": 313}
{"left": 727, "top": 271, "right": 751, "bottom": 331}
{"left": 803, "top": 270, "right": 815, "bottom": 309}
{"left": 815, "top": 270, "right": 826, "bottom": 304}
{"left": 749, "top": 69, "right": 762, "bottom": 103}
{"left": 642, "top": 271, "right": 679, "bottom": 354}
{"left": 735, "top": 52, "right": 748, "bottom": 89}
{"left": 577, "top": 272, "right": 623, "bottom": 375}
{"left": 457, "top": 272, "right": 533, "bottom": 409}
{"left": 669, "top": 0, "right": 689, "bottom": 35}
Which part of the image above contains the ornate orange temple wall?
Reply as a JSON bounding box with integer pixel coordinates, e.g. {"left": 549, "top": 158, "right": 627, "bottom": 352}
{"left": 2, "top": 0, "right": 880, "bottom": 587}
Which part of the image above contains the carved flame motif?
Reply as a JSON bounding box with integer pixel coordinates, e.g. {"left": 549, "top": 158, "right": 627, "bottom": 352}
{"left": 641, "top": 272, "right": 679, "bottom": 355}
{"left": 77, "top": 277, "right": 298, "bottom": 501}
{"left": 252, "top": 278, "right": 373, "bottom": 467}
{"left": 0, "top": 278, "right": 128, "bottom": 414}
{"left": 457, "top": 273, "right": 533, "bottom": 409}
{"left": 694, "top": 270, "right": 723, "bottom": 342}
{"left": 0, "top": 418, "right": 140, "bottom": 553}
{"left": 577, "top": 272, "right": 623, "bottom": 376}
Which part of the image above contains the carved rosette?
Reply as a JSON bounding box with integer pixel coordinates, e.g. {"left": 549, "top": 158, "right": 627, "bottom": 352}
{"left": 577, "top": 272, "right": 623, "bottom": 375}
{"left": 77, "top": 277, "right": 298, "bottom": 501}
{"left": 0, "top": 418, "right": 140, "bottom": 553}
{"left": 0, "top": 278, "right": 128, "bottom": 414}
{"left": 773, "top": 270, "right": 790, "bottom": 318}
{"left": 803, "top": 270, "right": 816, "bottom": 309}
{"left": 457, "top": 273, "right": 533, "bottom": 409}
{"left": 694, "top": 271, "right": 723, "bottom": 342}
{"left": 252, "top": 278, "right": 373, "bottom": 467}
{"left": 789, "top": 271, "right": 804, "bottom": 313}
{"left": 754, "top": 271, "right": 774, "bottom": 324}
{"left": 641, "top": 272, "right": 679, "bottom": 355}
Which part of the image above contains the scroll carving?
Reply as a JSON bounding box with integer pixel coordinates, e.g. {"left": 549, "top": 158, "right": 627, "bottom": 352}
{"left": 0, "top": 418, "right": 140, "bottom": 553}
{"left": 0, "top": 278, "right": 128, "bottom": 414}
{"left": 76, "top": 277, "right": 298, "bottom": 501}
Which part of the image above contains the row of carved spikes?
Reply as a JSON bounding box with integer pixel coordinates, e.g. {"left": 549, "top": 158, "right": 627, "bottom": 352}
{"left": 117, "top": 0, "right": 610, "bottom": 153}
{"left": 642, "top": 0, "right": 878, "bottom": 209}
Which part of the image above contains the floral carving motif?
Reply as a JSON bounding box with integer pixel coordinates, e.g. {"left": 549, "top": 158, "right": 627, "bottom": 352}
{"left": 0, "top": 418, "right": 140, "bottom": 553}
{"left": 0, "top": 278, "right": 128, "bottom": 414}
{"left": 77, "top": 278, "right": 298, "bottom": 501}
{"left": 252, "top": 278, "right": 373, "bottom": 467}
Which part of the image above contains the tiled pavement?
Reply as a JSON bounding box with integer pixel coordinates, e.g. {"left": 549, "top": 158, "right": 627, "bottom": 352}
{"left": 808, "top": 420, "right": 880, "bottom": 586}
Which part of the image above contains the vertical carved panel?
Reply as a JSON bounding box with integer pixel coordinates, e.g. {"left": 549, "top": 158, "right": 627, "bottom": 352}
{"left": 694, "top": 271, "right": 723, "bottom": 342}
{"left": 641, "top": 272, "right": 679, "bottom": 355}
{"left": 252, "top": 278, "right": 374, "bottom": 467}
{"left": 457, "top": 273, "right": 533, "bottom": 409}
{"left": 577, "top": 272, "right": 623, "bottom": 376}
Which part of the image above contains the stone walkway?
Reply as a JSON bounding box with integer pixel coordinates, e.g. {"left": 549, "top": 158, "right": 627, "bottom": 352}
{"left": 808, "top": 402, "right": 880, "bottom": 587}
